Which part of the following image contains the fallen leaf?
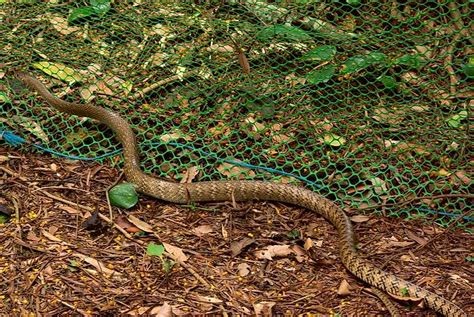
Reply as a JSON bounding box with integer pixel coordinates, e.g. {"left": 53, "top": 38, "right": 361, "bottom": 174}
{"left": 26, "top": 231, "right": 40, "bottom": 242}
{"left": 255, "top": 245, "right": 293, "bottom": 260}
{"left": 115, "top": 215, "right": 141, "bottom": 233}
{"left": 253, "top": 301, "right": 275, "bottom": 317}
{"left": 230, "top": 237, "right": 255, "bottom": 256}
{"left": 149, "top": 302, "right": 173, "bottom": 317}
{"left": 163, "top": 242, "right": 188, "bottom": 262}
{"left": 193, "top": 295, "right": 223, "bottom": 304}
{"left": 321, "top": 133, "right": 346, "bottom": 147}
{"left": 180, "top": 166, "right": 199, "bottom": 183}
{"left": 454, "top": 170, "right": 471, "bottom": 186}
{"left": 192, "top": 224, "right": 213, "bottom": 236}
{"left": 217, "top": 161, "right": 256, "bottom": 179}
{"left": 127, "top": 215, "right": 154, "bottom": 233}
{"left": 350, "top": 215, "right": 370, "bottom": 223}
{"left": 41, "top": 229, "right": 62, "bottom": 242}
{"left": 49, "top": 16, "right": 80, "bottom": 35}
{"left": 291, "top": 245, "right": 307, "bottom": 263}
{"left": 303, "top": 238, "right": 314, "bottom": 250}
{"left": 73, "top": 253, "right": 120, "bottom": 276}
{"left": 237, "top": 263, "right": 250, "bottom": 277}
{"left": 405, "top": 230, "right": 427, "bottom": 246}
{"left": 337, "top": 279, "right": 351, "bottom": 296}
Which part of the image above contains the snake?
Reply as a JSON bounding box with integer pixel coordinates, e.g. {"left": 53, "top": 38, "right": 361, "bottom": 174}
{"left": 15, "top": 71, "right": 466, "bottom": 317}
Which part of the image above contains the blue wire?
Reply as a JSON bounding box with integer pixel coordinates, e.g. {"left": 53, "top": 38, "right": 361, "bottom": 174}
{"left": 1, "top": 129, "right": 472, "bottom": 222}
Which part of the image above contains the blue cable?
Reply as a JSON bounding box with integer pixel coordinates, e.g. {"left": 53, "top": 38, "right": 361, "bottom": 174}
{"left": 1, "top": 129, "right": 472, "bottom": 222}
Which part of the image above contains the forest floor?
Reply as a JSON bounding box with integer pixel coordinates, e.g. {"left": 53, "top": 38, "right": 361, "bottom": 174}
{"left": 0, "top": 147, "right": 472, "bottom": 316}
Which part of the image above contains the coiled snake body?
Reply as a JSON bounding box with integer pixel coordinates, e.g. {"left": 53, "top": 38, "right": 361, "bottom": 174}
{"left": 16, "top": 72, "right": 466, "bottom": 316}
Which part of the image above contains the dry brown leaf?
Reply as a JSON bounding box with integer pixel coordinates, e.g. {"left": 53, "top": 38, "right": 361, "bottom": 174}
{"left": 291, "top": 245, "right": 307, "bottom": 263}
{"left": 193, "top": 295, "right": 223, "bottom": 304}
{"left": 303, "top": 238, "right": 314, "bottom": 250}
{"left": 454, "top": 170, "right": 471, "bottom": 186}
{"left": 49, "top": 16, "right": 80, "bottom": 35}
{"left": 405, "top": 230, "right": 427, "bottom": 246}
{"left": 253, "top": 301, "right": 275, "bottom": 317}
{"left": 192, "top": 224, "right": 213, "bottom": 236}
{"left": 163, "top": 242, "right": 188, "bottom": 262}
{"left": 150, "top": 302, "right": 173, "bottom": 317}
{"left": 180, "top": 166, "right": 199, "bottom": 183}
{"left": 73, "top": 253, "right": 120, "bottom": 276}
{"left": 26, "top": 230, "right": 40, "bottom": 242}
{"left": 127, "top": 215, "right": 154, "bottom": 233}
{"left": 217, "top": 161, "right": 256, "bottom": 179}
{"left": 255, "top": 245, "right": 293, "bottom": 260}
{"left": 389, "top": 293, "right": 423, "bottom": 302}
{"left": 115, "top": 216, "right": 141, "bottom": 233}
{"left": 41, "top": 230, "right": 62, "bottom": 242}
{"left": 237, "top": 263, "right": 251, "bottom": 277}
{"left": 387, "top": 240, "right": 415, "bottom": 248}
{"left": 230, "top": 237, "right": 255, "bottom": 256}
{"left": 350, "top": 215, "right": 370, "bottom": 223}
{"left": 337, "top": 279, "right": 351, "bottom": 296}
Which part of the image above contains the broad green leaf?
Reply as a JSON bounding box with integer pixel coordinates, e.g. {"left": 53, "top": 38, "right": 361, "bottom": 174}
{"left": 109, "top": 183, "right": 138, "bottom": 209}
{"left": 378, "top": 75, "right": 398, "bottom": 89}
{"left": 302, "top": 45, "right": 337, "bottom": 62}
{"left": 32, "top": 61, "right": 82, "bottom": 84}
{"left": 306, "top": 65, "right": 336, "bottom": 84}
{"left": 257, "top": 25, "right": 312, "bottom": 42}
{"left": 341, "top": 52, "right": 387, "bottom": 75}
{"left": 322, "top": 133, "right": 346, "bottom": 147}
{"left": 68, "top": 7, "right": 96, "bottom": 23}
{"left": 466, "top": 256, "right": 474, "bottom": 262}
{"left": 446, "top": 110, "right": 467, "bottom": 128}
{"left": 346, "top": 0, "right": 361, "bottom": 4}
{"left": 462, "top": 56, "right": 474, "bottom": 77}
{"left": 147, "top": 242, "right": 165, "bottom": 257}
{"left": 90, "top": 0, "right": 111, "bottom": 16}
{"left": 394, "top": 54, "right": 425, "bottom": 70}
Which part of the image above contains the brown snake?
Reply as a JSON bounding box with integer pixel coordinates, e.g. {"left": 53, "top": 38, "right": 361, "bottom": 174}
{"left": 15, "top": 72, "right": 466, "bottom": 316}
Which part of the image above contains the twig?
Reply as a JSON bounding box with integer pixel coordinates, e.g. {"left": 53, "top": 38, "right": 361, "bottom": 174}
{"left": 131, "top": 69, "right": 201, "bottom": 100}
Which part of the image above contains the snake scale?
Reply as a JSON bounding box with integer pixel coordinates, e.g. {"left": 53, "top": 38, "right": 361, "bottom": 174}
{"left": 15, "top": 72, "right": 466, "bottom": 316}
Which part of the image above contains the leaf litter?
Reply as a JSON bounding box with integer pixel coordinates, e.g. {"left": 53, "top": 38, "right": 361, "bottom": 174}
{"left": 0, "top": 147, "right": 472, "bottom": 315}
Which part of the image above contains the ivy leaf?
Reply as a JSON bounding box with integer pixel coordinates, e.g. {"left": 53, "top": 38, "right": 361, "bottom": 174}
{"left": 378, "top": 75, "right": 398, "bottom": 89}
{"left": 68, "top": 7, "right": 96, "bottom": 23}
{"left": 257, "top": 25, "right": 311, "bottom": 42}
{"left": 341, "top": 52, "right": 387, "bottom": 75}
{"left": 109, "top": 183, "right": 138, "bottom": 209}
{"left": 302, "top": 45, "right": 337, "bottom": 62}
{"left": 306, "top": 65, "right": 336, "bottom": 84}
{"left": 393, "top": 54, "right": 425, "bottom": 70}
{"left": 147, "top": 242, "right": 165, "bottom": 257}
{"left": 90, "top": 0, "right": 111, "bottom": 16}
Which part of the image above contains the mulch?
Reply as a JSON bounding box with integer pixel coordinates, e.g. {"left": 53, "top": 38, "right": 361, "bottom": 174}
{"left": 0, "top": 147, "right": 472, "bottom": 316}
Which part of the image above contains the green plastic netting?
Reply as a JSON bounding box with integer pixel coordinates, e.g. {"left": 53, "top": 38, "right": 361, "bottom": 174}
{"left": 1, "top": 1, "right": 472, "bottom": 227}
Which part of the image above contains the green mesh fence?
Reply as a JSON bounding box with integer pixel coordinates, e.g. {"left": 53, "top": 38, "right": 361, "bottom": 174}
{"left": 1, "top": 1, "right": 472, "bottom": 226}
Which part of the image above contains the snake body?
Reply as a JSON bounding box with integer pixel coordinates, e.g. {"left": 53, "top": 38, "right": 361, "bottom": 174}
{"left": 16, "top": 72, "right": 466, "bottom": 316}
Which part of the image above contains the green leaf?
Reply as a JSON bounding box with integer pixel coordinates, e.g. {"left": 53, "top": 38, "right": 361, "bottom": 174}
{"left": 287, "top": 229, "right": 300, "bottom": 239}
{"left": 147, "top": 242, "right": 165, "bottom": 257}
{"left": 393, "top": 54, "right": 425, "bottom": 70}
{"left": 90, "top": 0, "right": 111, "bottom": 16}
{"left": 322, "top": 133, "right": 346, "bottom": 147}
{"left": 446, "top": 110, "right": 467, "bottom": 128}
{"left": 378, "top": 75, "right": 398, "bottom": 89}
{"left": 302, "top": 45, "right": 337, "bottom": 62}
{"left": 68, "top": 6, "right": 96, "bottom": 23}
{"left": 257, "top": 25, "right": 312, "bottom": 42}
{"left": 109, "top": 183, "right": 138, "bottom": 209}
{"left": 462, "top": 56, "right": 474, "bottom": 77}
{"left": 346, "top": 0, "right": 361, "bottom": 4}
{"left": 306, "top": 64, "right": 336, "bottom": 84}
{"left": 341, "top": 52, "right": 387, "bottom": 75}
{"left": 466, "top": 256, "right": 474, "bottom": 262}
{"left": 161, "top": 259, "right": 175, "bottom": 273}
